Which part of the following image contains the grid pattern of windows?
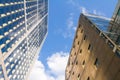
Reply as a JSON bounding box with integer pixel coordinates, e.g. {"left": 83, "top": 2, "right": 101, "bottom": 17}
{"left": 0, "top": 65, "right": 5, "bottom": 80}
{"left": 0, "top": 0, "right": 48, "bottom": 80}
{"left": 26, "top": 0, "right": 38, "bottom": 30}
{"left": 0, "top": 0, "right": 25, "bottom": 54}
{"left": 4, "top": 39, "right": 27, "bottom": 80}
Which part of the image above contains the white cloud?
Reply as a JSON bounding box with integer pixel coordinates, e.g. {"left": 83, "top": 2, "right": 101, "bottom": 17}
{"left": 62, "top": 13, "right": 76, "bottom": 39}
{"left": 29, "top": 60, "right": 55, "bottom": 80}
{"left": 80, "top": 7, "right": 88, "bottom": 14}
{"left": 67, "top": 0, "right": 106, "bottom": 16}
{"left": 47, "top": 52, "right": 69, "bottom": 75}
{"left": 29, "top": 51, "right": 69, "bottom": 80}
{"left": 93, "top": 10, "right": 105, "bottom": 16}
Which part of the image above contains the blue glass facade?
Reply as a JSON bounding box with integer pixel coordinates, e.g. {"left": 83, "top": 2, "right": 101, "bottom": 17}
{"left": 0, "top": 0, "right": 48, "bottom": 80}
{"left": 86, "top": 15, "right": 110, "bottom": 32}
{"left": 108, "top": 0, "right": 120, "bottom": 45}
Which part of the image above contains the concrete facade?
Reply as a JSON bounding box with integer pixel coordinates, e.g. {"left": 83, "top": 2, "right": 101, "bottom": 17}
{"left": 0, "top": 0, "right": 48, "bottom": 80}
{"left": 65, "top": 14, "right": 120, "bottom": 80}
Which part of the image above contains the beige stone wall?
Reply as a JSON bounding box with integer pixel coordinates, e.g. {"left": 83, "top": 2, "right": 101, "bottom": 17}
{"left": 65, "top": 14, "right": 120, "bottom": 80}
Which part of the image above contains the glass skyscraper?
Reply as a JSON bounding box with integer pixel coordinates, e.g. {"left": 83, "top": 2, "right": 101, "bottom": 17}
{"left": 0, "top": 0, "right": 48, "bottom": 80}
{"left": 108, "top": 0, "right": 120, "bottom": 45}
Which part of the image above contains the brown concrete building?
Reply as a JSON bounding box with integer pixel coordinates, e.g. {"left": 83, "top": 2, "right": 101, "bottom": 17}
{"left": 65, "top": 8, "right": 120, "bottom": 80}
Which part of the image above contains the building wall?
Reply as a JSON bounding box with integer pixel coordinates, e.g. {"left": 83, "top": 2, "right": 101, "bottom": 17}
{"left": 66, "top": 14, "right": 120, "bottom": 80}
{"left": 0, "top": 0, "right": 48, "bottom": 80}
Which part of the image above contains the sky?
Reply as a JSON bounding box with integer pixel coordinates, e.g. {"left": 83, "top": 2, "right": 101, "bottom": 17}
{"left": 29, "top": 0, "right": 117, "bottom": 80}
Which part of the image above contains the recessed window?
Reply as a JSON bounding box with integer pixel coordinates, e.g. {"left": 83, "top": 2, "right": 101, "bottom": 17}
{"left": 74, "top": 52, "right": 76, "bottom": 55}
{"left": 79, "top": 24, "right": 81, "bottom": 28}
{"left": 94, "top": 58, "right": 99, "bottom": 67}
{"left": 78, "top": 41, "right": 80, "bottom": 45}
{"left": 76, "top": 61, "right": 78, "bottom": 65}
{"left": 82, "top": 60, "right": 85, "bottom": 65}
{"left": 78, "top": 73, "right": 80, "bottom": 77}
{"left": 84, "top": 35, "right": 86, "bottom": 40}
{"left": 88, "top": 44, "right": 93, "bottom": 52}
{"left": 77, "top": 73, "right": 80, "bottom": 80}
{"left": 76, "top": 35, "right": 78, "bottom": 38}
{"left": 88, "top": 44, "right": 91, "bottom": 50}
{"left": 79, "top": 49, "right": 82, "bottom": 53}
{"left": 69, "top": 71, "right": 71, "bottom": 73}
{"left": 81, "top": 29, "right": 83, "bottom": 33}
{"left": 87, "top": 77, "right": 90, "bottom": 80}
{"left": 72, "top": 72, "right": 74, "bottom": 75}
{"left": 73, "top": 45, "right": 75, "bottom": 48}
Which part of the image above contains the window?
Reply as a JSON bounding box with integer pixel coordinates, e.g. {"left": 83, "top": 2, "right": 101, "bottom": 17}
{"left": 87, "top": 77, "right": 90, "bottom": 80}
{"left": 82, "top": 60, "right": 85, "bottom": 65}
{"left": 84, "top": 35, "right": 86, "bottom": 40}
{"left": 0, "top": 65, "right": 5, "bottom": 80}
{"left": 76, "top": 61, "right": 78, "bottom": 65}
{"left": 76, "top": 35, "right": 78, "bottom": 39}
{"left": 74, "top": 52, "right": 76, "bottom": 55}
{"left": 79, "top": 49, "right": 82, "bottom": 53}
{"left": 72, "top": 72, "right": 74, "bottom": 75}
{"left": 69, "top": 71, "right": 71, "bottom": 73}
{"left": 88, "top": 44, "right": 93, "bottom": 52}
{"left": 79, "top": 24, "right": 81, "bottom": 28}
{"left": 77, "top": 74, "right": 80, "bottom": 80}
{"left": 94, "top": 58, "right": 99, "bottom": 67}
{"left": 81, "top": 29, "right": 83, "bottom": 33}
{"left": 78, "top": 41, "right": 79, "bottom": 45}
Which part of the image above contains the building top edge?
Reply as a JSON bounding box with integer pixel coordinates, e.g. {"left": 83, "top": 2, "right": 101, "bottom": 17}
{"left": 83, "top": 13, "right": 111, "bottom": 21}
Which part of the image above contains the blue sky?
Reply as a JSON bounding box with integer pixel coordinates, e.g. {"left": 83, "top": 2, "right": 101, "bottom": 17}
{"left": 29, "top": 0, "right": 118, "bottom": 80}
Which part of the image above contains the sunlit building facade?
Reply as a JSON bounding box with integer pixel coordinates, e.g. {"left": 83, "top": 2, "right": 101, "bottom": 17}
{"left": 0, "top": 0, "right": 48, "bottom": 80}
{"left": 65, "top": 13, "right": 120, "bottom": 80}
{"left": 66, "top": 1, "right": 120, "bottom": 80}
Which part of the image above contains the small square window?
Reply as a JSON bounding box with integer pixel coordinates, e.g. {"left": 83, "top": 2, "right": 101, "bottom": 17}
{"left": 94, "top": 58, "right": 99, "bottom": 67}
{"left": 69, "top": 71, "right": 71, "bottom": 73}
{"left": 72, "top": 72, "right": 74, "bottom": 75}
{"left": 88, "top": 44, "right": 93, "bottom": 52}
{"left": 88, "top": 44, "right": 91, "bottom": 50}
{"left": 78, "top": 74, "right": 80, "bottom": 77}
{"left": 76, "top": 61, "right": 78, "bottom": 65}
{"left": 77, "top": 74, "right": 80, "bottom": 80}
{"left": 82, "top": 60, "right": 85, "bottom": 65}
{"left": 84, "top": 35, "right": 86, "bottom": 40}
{"left": 79, "top": 49, "right": 82, "bottom": 53}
